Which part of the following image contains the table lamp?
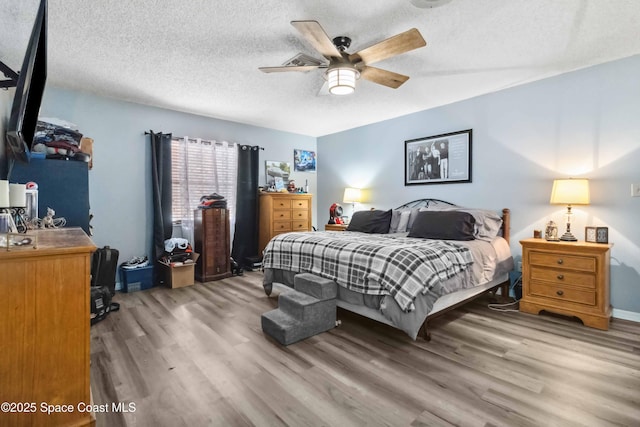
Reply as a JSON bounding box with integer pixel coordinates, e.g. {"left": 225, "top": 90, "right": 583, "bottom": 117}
{"left": 342, "top": 187, "right": 362, "bottom": 220}
{"left": 550, "top": 178, "right": 590, "bottom": 241}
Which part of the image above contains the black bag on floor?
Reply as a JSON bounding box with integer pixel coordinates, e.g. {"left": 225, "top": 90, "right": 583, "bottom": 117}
{"left": 91, "top": 246, "right": 119, "bottom": 294}
{"left": 90, "top": 286, "right": 113, "bottom": 325}
{"left": 91, "top": 246, "right": 120, "bottom": 321}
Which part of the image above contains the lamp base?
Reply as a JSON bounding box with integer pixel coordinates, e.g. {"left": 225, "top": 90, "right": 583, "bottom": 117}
{"left": 559, "top": 232, "right": 577, "bottom": 242}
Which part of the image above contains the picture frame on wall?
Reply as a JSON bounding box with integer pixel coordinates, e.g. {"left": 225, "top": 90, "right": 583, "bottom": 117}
{"left": 293, "top": 149, "right": 316, "bottom": 172}
{"left": 404, "top": 129, "right": 472, "bottom": 186}
{"left": 265, "top": 160, "right": 291, "bottom": 186}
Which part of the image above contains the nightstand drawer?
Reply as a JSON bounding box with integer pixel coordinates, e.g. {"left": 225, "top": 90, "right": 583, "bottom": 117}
{"left": 273, "top": 210, "right": 291, "bottom": 220}
{"left": 529, "top": 252, "right": 596, "bottom": 272}
{"left": 529, "top": 266, "right": 596, "bottom": 289}
{"left": 273, "top": 221, "right": 292, "bottom": 232}
{"left": 529, "top": 282, "right": 596, "bottom": 306}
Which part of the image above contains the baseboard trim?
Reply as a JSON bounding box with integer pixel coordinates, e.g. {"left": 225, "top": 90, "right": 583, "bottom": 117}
{"left": 612, "top": 308, "right": 640, "bottom": 323}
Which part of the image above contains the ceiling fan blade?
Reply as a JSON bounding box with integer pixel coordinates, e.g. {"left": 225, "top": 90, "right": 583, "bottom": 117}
{"left": 259, "top": 65, "right": 325, "bottom": 73}
{"left": 349, "top": 28, "right": 426, "bottom": 65}
{"left": 360, "top": 66, "right": 410, "bottom": 89}
{"left": 291, "top": 20, "right": 342, "bottom": 59}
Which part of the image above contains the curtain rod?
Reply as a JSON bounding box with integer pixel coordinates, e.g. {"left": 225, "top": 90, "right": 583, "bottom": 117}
{"left": 144, "top": 131, "right": 263, "bottom": 150}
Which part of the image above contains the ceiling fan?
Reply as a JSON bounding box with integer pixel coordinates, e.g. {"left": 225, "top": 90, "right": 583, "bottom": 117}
{"left": 259, "top": 21, "right": 426, "bottom": 95}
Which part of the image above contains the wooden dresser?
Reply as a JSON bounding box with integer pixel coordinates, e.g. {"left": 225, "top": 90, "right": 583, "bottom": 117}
{"left": 0, "top": 228, "right": 96, "bottom": 427}
{"left": 194, "top": 208, "right": 232, "bottom": 282}
{"left": 519, "top": 238, "right": 612, "bottom": 330}
{"left": 258, "top": 192, "right": 313, "bottom": 254}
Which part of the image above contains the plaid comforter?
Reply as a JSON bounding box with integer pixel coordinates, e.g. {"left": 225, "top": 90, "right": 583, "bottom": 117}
{"left": 262, "top": 231, "right": 474, "bottom": 312}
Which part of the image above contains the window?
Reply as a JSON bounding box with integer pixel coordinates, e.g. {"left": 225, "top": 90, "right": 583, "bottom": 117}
{"left": 170, "top": 137, "right": 238, "bottom": 232}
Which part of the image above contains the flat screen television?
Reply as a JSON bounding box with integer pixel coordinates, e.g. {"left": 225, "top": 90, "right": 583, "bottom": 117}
{"left": 5, "top": 0, "right": 47, "bottom": 163}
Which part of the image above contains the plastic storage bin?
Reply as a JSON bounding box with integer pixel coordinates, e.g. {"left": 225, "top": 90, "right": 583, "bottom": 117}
{"left": 120, "top": 265, "right": 154, "bottom": 292}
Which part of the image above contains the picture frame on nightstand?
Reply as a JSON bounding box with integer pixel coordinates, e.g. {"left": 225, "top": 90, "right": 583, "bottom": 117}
{"left": 585, "top": 226, "right": 609, "bottom": 243}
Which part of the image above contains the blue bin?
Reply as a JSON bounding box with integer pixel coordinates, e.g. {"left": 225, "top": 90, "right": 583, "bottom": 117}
{"left": 120, "top": 265, "right": 154, "bottom": 292}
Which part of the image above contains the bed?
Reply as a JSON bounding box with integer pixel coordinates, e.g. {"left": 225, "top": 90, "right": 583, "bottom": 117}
{"left": 262, "top": 199, "right": 514, "bottom": 340}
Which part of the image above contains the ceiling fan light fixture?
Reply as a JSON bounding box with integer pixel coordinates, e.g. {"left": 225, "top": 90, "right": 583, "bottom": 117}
{"left": 327, "top": 67, "right": 359, "bottom": 95}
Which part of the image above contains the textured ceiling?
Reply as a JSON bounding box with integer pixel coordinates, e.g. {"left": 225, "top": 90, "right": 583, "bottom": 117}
{"left": 2, "top": 0, "right": 640, "bottom": 137}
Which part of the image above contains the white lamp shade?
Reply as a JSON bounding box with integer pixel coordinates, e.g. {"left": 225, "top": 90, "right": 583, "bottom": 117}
{"left": 0, "top": 180, "right": 10, "bottom": 208}
{"left": 343, "top": 187, "right": 362, "bottom": 204}
{"left": 9, "top": 183, "right": 27, "bottom": 207}
{"left": 327, "top": 67, "right": 358, "bottom": 95}
{"left": 550, "top": 178, "right": 590, "bottom": 205}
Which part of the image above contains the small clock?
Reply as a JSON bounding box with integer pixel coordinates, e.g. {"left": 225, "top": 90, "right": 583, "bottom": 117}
{"left": 585, "top": 226, "right": 608, "bottom": 243}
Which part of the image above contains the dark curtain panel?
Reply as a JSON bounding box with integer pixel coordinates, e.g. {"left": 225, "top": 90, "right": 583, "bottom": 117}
{"left": 232, "top": 144, "right": 260, "bottom": 268}
{"left": 149, "top": 131, "right": 173, "bottom": 261}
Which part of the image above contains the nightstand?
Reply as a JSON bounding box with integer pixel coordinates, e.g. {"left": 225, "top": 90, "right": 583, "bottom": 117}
{"left": 325, "top": 223, "right": 348, "bottom": 231}
{"left": 519, "top": 238, "right": 612, "bottom": 330}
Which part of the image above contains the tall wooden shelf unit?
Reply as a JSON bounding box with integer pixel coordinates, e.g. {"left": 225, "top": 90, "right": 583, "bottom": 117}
{"left": 194, "top": 208, "right": 232, "bottom": 282}
{"left": 0, "top": 228, "right": 96, "bottom": 427}
{"left": 258, "top": 192, "right": 312, "bottom": 255}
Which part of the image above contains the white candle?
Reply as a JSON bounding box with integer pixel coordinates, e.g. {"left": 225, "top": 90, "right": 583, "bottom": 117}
{"left": 0, "top": 180, "right": 10, "bottom": 208}
{"left": 9, "top": 183, "right": 27, "bottom": 207}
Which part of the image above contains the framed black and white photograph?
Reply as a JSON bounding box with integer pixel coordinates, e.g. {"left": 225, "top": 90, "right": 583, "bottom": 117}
{"left": 404, "top": 129, "right": 472, "bottom": 186}
{"left": 265, "top": 160, "right": 291, "bottom": 186}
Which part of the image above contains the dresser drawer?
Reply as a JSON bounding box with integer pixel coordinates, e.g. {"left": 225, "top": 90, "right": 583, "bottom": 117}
{"left": 273, "top": 210, "right": 291, "bottom": 220}
{"left": 273, "top": 221, "right": 292, "bottom": 232}
{"left": 292, "top": 199, "right": 309, "bottom": 210}
{"left": 529, "top": 266, "right": 596, "bottom": 289}
{"left": 292, "top": 220, "right": 309, "bottom": 231}
{"left": 529, "top": 282, "right": 596, "bottom": 306}
{"left": 529, "top": 252, "right": 596, "bottom": 272}
{"left": 274, "top": 199, "right": 292, "bottom": 209}
{"left": 292, "top": 210, "right": 309, "bottom": 220}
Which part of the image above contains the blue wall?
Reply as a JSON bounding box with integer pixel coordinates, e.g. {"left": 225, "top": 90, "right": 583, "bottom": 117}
{"left": 37, "top": 88, "right": 317, "bottom": 267}
{"left": 318, "top": 55, "right": 640, "bottom": 317}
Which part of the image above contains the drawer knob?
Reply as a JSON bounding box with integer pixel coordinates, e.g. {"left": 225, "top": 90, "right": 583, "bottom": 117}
{"left": 557, "top": 259, "right": 564, "bottom": 265}
{"left": 557, "top": 274, "right": 564, "bottom": 280}
{"left": 556, "top": 290, "right": 564, "bottom": 296}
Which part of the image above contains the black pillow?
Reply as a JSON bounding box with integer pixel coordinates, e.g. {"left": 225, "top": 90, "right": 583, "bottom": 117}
{"left": 408, "top": 210, "right": 476, "bottom": 241}
{"left": 347, "top": 209, "right": 392, "bottom": 234}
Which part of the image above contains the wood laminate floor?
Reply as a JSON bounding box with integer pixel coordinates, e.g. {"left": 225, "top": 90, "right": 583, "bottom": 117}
{"left": 90, "top": 271, "right": 640, "bottom": 427}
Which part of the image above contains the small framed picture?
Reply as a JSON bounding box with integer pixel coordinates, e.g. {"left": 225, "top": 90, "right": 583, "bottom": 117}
{"left": 585, "top": 226, "right": 608, "bottom": 243}
{"left": 274, "top": 177, "right": 284, "bottom": 191}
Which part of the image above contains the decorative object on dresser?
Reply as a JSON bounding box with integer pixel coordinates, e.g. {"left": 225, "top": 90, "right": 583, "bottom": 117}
{"left": 0, "top": 228, "right": 95, "bottom": 427}
{"left": 258, "top": 192, "right": 312, "bottom": 255}
{"left": 328, "top": 202, "right": 344, "bottom": 224}
{"left": 265, "top": 160, "right": 290, "bottom": 187}
{"left": 194, "top": 208, "right": 231, "bottom": 281}
{"left": 549, "top": 178, "right": 590, "bottom": 242}
{"left": 519, "top": 238, "right": 612, "bottom": 330}
{"left": 544, "top": 220, "right": 559, "bottom": 241}
{"left": 585, "top": 226, "right": 609, "bottom": 244}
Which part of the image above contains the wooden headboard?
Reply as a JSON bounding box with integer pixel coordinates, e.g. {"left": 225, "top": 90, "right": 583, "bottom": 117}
{"left": 395, "top": 199, "right": 510, "bottom": 245}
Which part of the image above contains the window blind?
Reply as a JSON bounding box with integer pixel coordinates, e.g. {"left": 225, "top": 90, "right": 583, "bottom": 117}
{"left": 170, "top": 138, "right": 237, "bottom": 223}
